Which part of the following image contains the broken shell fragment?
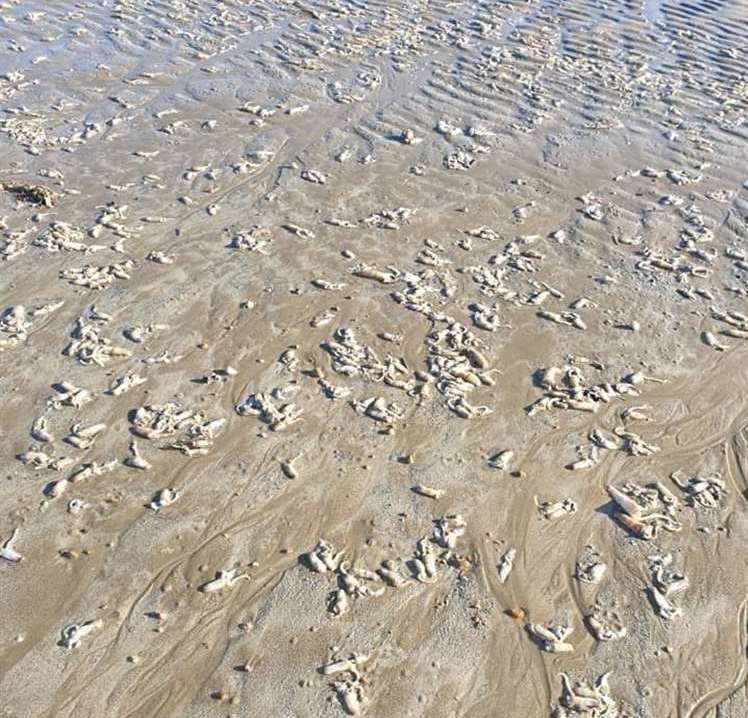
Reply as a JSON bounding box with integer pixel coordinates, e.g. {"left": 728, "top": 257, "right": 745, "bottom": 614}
{"left": 606, "top": 485, "right": 643, "bottom": 519}
{"left": 616, "top": 511, "right": 657, "bottom": 540}
{"left": 198, "top": 569, "right": 250, "bottom": 593}
{"left": 305, "top": 539, "right": 344, "bottom": 573}
{"left": 526, "top": 621, "right": 574, "bottom": 653}
{"left": 411, "top": 485, "right": 444, "bottom": 499}
{"left": 554, "top": 671, "right": 618, "bottom": 716}
{"left": 1, "top": 528, "right": 23, "bottom": 562}
{"left": 70, "top": 459, "right": 118, "bottom": 483}
{"left": 45, "top": 478, "right": 71, "bottom": 499}
{"left": 412, "top": 538, "right": 438, "bottom": 582}
{"left": 48, "top": 381, "right": 92, "bottom": 409}
{"left": 537, "top": 309, "right": 587, "bottom": 331}
{"left": 377, "top": 560, "right": 409, "bottom": 588}
{"left": 319, "top": 653, "right": 368, "bottom": 676}
{"left": 647, "top": 554, "right": 688, "bottom": 620}
{"left": 108, "top": 371, "right": 147, "bottom": 396}
{"left": 124, "top": 440, "right": 151, "bottom": 470}
{"left": 335, "top": 680, "right": 364, "bottom": 716}
{"left": 488, "top": 449, "right": 514, "bottom": 471}
{"left": 671, "top": 470, "right": 727, "bottom": 508}
{"left": 585, "top": 612, "right": 627, "bottom": 642}
{"left": 149, "top": 488, "right": 178, "bottom": 511}
{"left": 350, "top": 396, "right": 403, "bottom": 425}
{"left": 31, "top": 416, "right": 54, "bottom": 443}
{"left": 329, "top": 588, "right": 350, "bottom": 617}
{"left": 235, "top": 392, "right": 302, "bottom": 431}
{"left": 607, "top": 483, "right": 681, "bottom": 539}
{"left": 59, "top": 619, "right": 102, "bottom": 649}
{"left": 701, "top": 330, "right": 728, "bottom": 351}
{"left": 433, "top": 514, "right": 466, "bottom": 549}
{"left": 64, "top": 422, "right": 107, "bottom": 449}
{"left": 574, "top": 546, "right": 607, "bottom": 584}
{"left": 535, "top": 497, "right": 577, "bottom": 520}
{"left": 281, "top": 455, "right": 302, "bottom": 479}
{"left": 497, "top": 547, "right": 516, "bottom": 583}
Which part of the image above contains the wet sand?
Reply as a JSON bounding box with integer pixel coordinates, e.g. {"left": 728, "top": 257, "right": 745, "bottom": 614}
{"left": 1, "top": 1, "right": 747, "bottom": 716}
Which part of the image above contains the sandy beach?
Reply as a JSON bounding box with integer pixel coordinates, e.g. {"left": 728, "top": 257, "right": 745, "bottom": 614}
{"left": 1, "top": 1, "right": 747, "bottom": 716}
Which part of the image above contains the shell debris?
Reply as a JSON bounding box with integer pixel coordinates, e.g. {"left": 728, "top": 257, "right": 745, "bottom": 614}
{"left": 0, "top": 4, "right": 744, "bottom": 715}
